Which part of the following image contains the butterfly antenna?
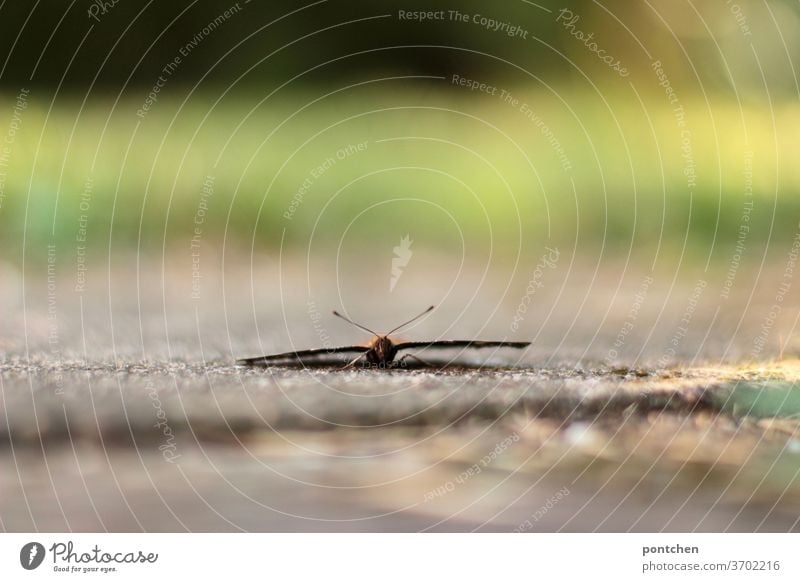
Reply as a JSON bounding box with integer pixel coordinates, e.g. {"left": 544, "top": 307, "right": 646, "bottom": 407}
{"left": 387, "top": 305, "right": 435, "bottom": 336}
{"left": 332, "top": 310, "right": 379, "bottom": 336}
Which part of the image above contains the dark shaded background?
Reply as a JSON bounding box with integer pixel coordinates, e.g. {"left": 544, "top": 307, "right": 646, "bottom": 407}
{"left": 2, "top": 1, "right": 606, "bottom": 89}
{"left": 4, "top": 1, "right": 794, "bottom": 95}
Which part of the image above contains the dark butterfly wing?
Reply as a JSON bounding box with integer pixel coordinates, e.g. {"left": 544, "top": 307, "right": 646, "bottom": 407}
{"left": 237, "top": 345, "right": 369, "bottom": 367}
{"left": 394, "top": 340, "right": 530, "bottom": 351}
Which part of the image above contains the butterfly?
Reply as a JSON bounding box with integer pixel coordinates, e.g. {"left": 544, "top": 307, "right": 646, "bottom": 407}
{"left": 236, "top": 305, "right": 529, "bottom": 369}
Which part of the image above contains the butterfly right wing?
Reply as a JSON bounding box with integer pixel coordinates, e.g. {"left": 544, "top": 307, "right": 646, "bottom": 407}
{"left": 393, "top": 340, "right": 530, "bottom": 351}
{"left": 236, "top": 345, "right": 369, "bottom": 367}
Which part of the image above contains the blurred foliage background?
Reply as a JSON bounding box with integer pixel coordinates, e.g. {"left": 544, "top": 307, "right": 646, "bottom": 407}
{"left": 0, "top": 0, "right": 799, "bottom": 266}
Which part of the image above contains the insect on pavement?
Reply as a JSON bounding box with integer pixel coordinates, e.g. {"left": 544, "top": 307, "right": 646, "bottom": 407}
{"left": 236, "top": 305, "right": 530, "bottom": 369}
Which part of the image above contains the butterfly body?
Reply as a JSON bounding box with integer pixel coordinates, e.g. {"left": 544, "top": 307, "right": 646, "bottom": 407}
{"left": 365, "top": 335, "right": 399, "bottom": 366}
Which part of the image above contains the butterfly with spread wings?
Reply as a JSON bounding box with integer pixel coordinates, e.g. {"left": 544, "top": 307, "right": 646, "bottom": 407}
{"left": 236, "top": 305, "right": 530, "bottom": 369}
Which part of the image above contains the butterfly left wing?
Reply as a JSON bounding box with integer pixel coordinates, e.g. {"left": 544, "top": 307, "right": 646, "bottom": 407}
{"left": 237, "top": 345, "right": 369, "bottom": 367}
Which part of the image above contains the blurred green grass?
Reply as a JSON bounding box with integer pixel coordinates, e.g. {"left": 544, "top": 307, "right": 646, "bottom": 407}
{"left": 1, "top": 86, "right": 798, "bottom": 260}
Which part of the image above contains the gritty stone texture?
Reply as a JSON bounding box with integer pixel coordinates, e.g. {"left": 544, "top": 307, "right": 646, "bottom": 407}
{"left": 2, "top": 261, "right": 799, "bottom": 531}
